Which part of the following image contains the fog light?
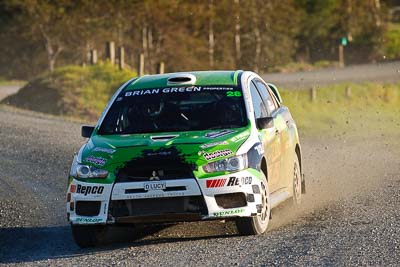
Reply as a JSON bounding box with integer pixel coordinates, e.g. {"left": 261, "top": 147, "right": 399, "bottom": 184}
{"left": 215, "top": 193, "right": 247, "bottom": 209}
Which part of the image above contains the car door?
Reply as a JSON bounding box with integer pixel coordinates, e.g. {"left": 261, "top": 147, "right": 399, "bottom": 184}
{"left": 266, "top": 84, "right": 294, "bottom": 189}
{"left": 255, "top": 80, "right": 289, "bottom": 190}
{"left": 249, "top": 80, "right": 281, "bottom": 193}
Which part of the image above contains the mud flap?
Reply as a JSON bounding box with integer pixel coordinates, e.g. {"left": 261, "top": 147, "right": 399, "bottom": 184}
{"left": 301, "top": 173, "right": 306, "bottom": 194}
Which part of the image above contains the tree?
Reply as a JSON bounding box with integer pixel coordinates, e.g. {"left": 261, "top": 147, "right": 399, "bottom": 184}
{"left": 7, "top": 0, "right": 80, "bottom": 72}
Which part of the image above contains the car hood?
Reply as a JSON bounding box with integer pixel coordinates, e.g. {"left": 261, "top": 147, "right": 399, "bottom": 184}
{"left": 80, "top": 127, "right": 251, "bottom": 171}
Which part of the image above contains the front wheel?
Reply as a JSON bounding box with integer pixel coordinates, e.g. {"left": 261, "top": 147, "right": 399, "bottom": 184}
{"left": 235, "top": 172, "right": 270, "bottom": 235}
{"left": 71, "top": 224, "right": 107, "bottom": 248}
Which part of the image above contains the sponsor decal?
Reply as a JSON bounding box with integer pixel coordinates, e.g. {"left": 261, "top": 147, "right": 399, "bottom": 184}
{"left": 200, "top": 141, "right": 228, "bottom": 149}
{"left": 205, "top": 129, "right": 235, "bottom": 138}
{"left": 226, "top": 176, "right": 252, "bottom": 186}
{"left": 206, "top": 178, "right": 227, "bottom": 188}
{"left": 123, "top": 86, "right": 237, "bottom": 97}
{"left": 203, "top": 86, "right": 234, "bottom": 91}
{"left": 230, "top": 131, "right": 248, "bottom": 142}
{"left": 124, "top": 86, "right": 203, "bottom": 97}
{"left": 226, "top": 91, "right": 242, "bottom": 97}
{"left": 203, "top": 149, "right": 233, "bottom": 161}
{"left": 93, "top": 147, "right": 116, "bottom": 154}
{"left": 144, "top": 181, "right": 166, "bottom": 191}
{"left": 85, "top": 156, "right": 107, "bottom": 166}
{"left": 213, "top": 208, "right": 245, "bottom": 217}
{"left": 206, "top": 176, "right": 252, "bottom": 188}
{"left": 75, "top": 217, "right": 103, "bottom": 223}
{"left": 76, "top": 184, "right": 104, "bottom": 196}
{"left": 125, "top": 192, "right": 185, "bottom": 199}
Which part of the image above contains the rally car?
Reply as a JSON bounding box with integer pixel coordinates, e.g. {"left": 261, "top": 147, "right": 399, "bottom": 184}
{"left": 67, "top": 70, "right": 305, "bottom": 247}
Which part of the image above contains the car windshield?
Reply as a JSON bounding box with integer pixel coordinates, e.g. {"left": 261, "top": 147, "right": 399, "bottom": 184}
{"left": 98, "top": 85, "right": 248, "bottom": 135}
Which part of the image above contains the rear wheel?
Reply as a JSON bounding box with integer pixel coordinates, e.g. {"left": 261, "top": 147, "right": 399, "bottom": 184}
{"left": 71, "top": 224, "right": 107, "bottom": 248}
{"left": 293, "top": 154, "right": 302, "bottom": 204}
{"left": 235, "top": 172, "right": 270, "bottom": 235}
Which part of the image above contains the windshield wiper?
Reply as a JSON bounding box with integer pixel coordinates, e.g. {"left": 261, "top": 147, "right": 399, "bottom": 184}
{"left": 207, "top": 125, "right": 242, "bottom": 130}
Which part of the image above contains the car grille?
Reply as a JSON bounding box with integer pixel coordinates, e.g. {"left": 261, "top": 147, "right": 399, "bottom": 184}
{"left": 116, "top": 167, "right": 194, "bottom": 182}
{"left": 109, "top": 196, "right": 208, "bottom": 217}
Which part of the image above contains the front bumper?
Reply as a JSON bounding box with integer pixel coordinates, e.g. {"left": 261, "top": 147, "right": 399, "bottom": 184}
{"left": 67, "top": 169, "right": 263, "bottom": 225}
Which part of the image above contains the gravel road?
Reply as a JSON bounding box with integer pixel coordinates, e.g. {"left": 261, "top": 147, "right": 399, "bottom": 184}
{"left": 0, "top": 105, "right": 399, "bottom": 266}
{"left": 262, "top": 61, "right": 400, "bottom": 89}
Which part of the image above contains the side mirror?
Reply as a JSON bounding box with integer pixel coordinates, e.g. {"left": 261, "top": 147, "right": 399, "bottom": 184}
{"left": 82, "top": 126, "right": 95, "bottom": 138}
{"left": 256, "top": 117, "right": 274, "bottom": 129}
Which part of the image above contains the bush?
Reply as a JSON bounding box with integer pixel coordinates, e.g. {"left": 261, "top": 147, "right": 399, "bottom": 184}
{"left": 382, "top": 23, "right": 400, "bottom": 60}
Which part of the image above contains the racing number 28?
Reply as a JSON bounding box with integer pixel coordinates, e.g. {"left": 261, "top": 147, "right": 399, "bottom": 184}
{"left": 227, "top": 91, "right": 242, "bottom": 97}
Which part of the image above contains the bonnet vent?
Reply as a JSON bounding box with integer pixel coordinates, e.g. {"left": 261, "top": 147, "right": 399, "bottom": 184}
{"left": 167, "top": 73, "right": 196, "bottom": 85}
{"left": 151, "top": 135, "right": 178, "bottom": 141}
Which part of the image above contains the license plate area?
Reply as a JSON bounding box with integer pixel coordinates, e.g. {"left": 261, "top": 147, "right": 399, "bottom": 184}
{"left": 144, "top": 182, "right": 167, "bottom": 191}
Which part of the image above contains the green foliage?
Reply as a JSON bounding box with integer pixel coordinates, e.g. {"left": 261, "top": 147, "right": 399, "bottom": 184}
{"left": 382, "top": 23, "right": 400, "bottom": 59}
{"left": 2, "top": 64, "right": 136, "bottom": 120}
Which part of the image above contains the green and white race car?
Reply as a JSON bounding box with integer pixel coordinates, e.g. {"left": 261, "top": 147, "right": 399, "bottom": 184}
{"left": 67, "top": 70, "right": 305, "bottom": 247}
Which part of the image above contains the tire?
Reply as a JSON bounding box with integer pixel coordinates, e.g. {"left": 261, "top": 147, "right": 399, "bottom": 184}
{"left": 71, "top": 224, "right": 107, "bottom": 248}
{"left": 235, "top": 172, "right": 270, "bottom": 235}
{"left": 292, "top": 154, "right": 302, "bottom": 205}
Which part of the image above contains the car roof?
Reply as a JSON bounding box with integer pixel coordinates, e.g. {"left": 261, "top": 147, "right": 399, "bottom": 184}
{"left": 124, "top": 70, "right": 243, "bottom": 91}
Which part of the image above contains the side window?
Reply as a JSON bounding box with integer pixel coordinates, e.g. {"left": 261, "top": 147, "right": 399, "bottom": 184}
{"left": 250, "top": 81, "right": 268, "bottom": 119}
{"left": 266, "top": 85, "right": 280, "bottom": 107}
{"left": 255, "top": 81, "right": 278, "bottom": 114}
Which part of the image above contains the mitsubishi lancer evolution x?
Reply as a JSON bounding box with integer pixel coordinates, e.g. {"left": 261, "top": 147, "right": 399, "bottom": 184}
{"left": 66, "top": 70, "right": 305, "bottom": 247}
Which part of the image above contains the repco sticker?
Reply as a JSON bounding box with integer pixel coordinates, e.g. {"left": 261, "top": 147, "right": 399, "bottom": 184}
{"left": 202, "top": 149, "right": 233, "bottom": 161}
{"left": 206, "top": 176, "right": 252, "bottom": 188}
{"left": 74, "top": 184, "right": 104, "bottom": 196}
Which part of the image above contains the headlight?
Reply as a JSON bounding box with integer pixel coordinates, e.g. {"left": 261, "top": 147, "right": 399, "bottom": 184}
{"left": 70, "top": 157, "right": 108, "bottom": 179}
{"left": 203, "top": 154, "right": 248, "bottom": 173}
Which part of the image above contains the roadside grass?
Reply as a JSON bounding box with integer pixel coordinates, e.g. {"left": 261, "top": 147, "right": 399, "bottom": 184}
{"left": 0, "top": 78, "right": 26, "bottom": 86}
{"left": 281, "top": 83, "right": 400, "bottom": 136}
{"left": 1, "top": 64, "right": 136, "bottom": 120}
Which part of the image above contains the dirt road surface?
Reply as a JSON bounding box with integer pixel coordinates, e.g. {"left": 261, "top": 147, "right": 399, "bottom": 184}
{"left": 0, "top": 85, "right": 22, "bottom": 101}
{"left": 0, "top": 105, "right": 399, "bottom": 266}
